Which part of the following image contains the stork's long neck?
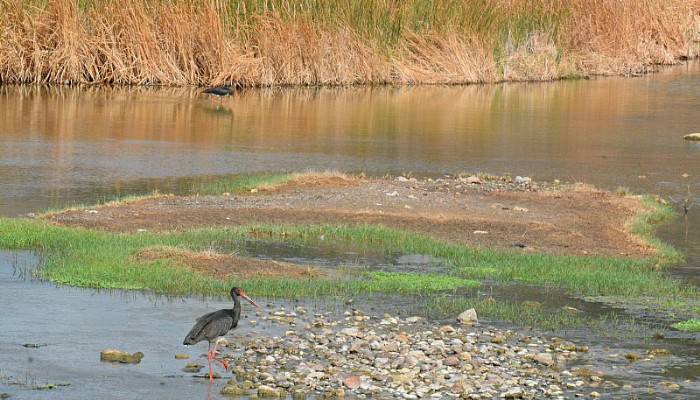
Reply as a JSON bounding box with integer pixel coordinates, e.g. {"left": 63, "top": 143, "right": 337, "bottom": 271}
{"left": 232, "top": 293, "right": 242, "bottom": 325}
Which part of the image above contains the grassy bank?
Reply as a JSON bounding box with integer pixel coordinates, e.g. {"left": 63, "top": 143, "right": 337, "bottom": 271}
{"left": 1, "top": 0, "right": 698, "bottom": 86}
{"left": 0, "top": 213, "right": 692, "bottom": 300}
{"left": 627, "top": 195, "right": 684, "bottom": 267}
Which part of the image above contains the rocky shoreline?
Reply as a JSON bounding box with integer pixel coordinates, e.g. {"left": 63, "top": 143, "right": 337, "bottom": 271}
{"left": 200, "top": 306, "right": 607, "bottom": 399}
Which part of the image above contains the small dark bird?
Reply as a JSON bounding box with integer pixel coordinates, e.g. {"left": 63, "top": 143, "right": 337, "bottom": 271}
{"left": 202, "top": 85, "right": 235, "bottom": 97}
{"left": 183, "top": 287, "right": 259, "bottom": 382}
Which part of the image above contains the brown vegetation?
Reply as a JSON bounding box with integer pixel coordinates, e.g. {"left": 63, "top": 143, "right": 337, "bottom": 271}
{"left": 134, "top": 245, "right": 324, "bottom": 279}
{"left": 0, "top": 0, "right": 698, "bottom": 86}
{"left": 259, "top": 171, "right": 362, "bottom": 193}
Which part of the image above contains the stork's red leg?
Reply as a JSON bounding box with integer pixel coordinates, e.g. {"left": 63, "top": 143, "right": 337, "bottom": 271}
{"left": 210, "top": 340, "right": 229, "bottom": 370}
{"left": 211, "top": 341, "right": 219, "bottom": 358}
{"left": 207, "top": 342, "right": 213, "bottom": 383}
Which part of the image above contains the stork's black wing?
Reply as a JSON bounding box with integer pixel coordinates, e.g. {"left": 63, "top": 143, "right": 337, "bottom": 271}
{"left": 202, "top": 86, "right": 233, "bottom": 96}
{"left": 183, "top": 309, "right": 234, "bottom": 345}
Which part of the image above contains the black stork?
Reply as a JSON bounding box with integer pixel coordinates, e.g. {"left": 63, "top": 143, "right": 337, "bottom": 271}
{"left": 202, "top": 85, "right": 236, "bottom": 107}
{"left": 183, "top": 287, "right": 259, "bottom": 382}
{"left": 202, "top": 85, "right": 235, "bottom": 97}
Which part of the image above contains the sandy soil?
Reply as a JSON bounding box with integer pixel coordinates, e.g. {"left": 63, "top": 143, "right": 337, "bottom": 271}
{"left": 134, "top": 246, "right": 324, "bottom": 279}
{"left": 45, "top": 176, "right": 654, "bottom": 258}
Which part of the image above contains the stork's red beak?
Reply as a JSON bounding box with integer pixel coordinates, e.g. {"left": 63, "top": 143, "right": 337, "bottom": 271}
{"left": 238, "top": 291, "right": 260, "bottom": 308}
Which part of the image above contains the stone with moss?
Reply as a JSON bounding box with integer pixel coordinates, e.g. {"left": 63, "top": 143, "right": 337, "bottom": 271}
{"left": 100, "top": 349, "right": 144, "bottom": 364}
{"left": 182, "top": 362, "right": 203, "bottom": 373}
{"left": 221, "top": 382, "right": 247, "bottom": 397}
{"left": 257, "top": 385, "right": 281, "bottom": 398}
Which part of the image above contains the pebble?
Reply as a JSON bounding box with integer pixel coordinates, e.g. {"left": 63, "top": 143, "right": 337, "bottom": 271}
{"left": 514, "top": 176, "right": 532, "bottom": 185}
{"left": 344, "top": 375, "right": 361, "bottom": 389}
{"left": 182, "top": 362, "right": 203, "bottom": 373}
{"left": 660, "top": 381, "right": 681, "bottom": 391}
{"left": 466, "top": 176, "right": 482, "bottom": 184}
{"left": 221, "top": 381, "right": 247, "bottom": 396}
{"left": 503, "top": 387, "right": 523, "bottom": 398}
{"left": 444, "top": 356, "right": 460, "bottom": 366}
{"left": 100, "top": 349, "right": 144, "bottom": 364}
{"left": 258, "top": 384, "right": 282, "bottom": 398}
{"left": 647, "top": 348, "right": 671, "bottom": 357}
{"left": 457, "top": 308, "right": 478, "bottom": 325}
{"left": 533, "top": 353, "right": 555, "bottom": 366}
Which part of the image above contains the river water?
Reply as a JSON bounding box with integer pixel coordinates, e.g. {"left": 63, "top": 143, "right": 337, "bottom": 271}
{"left": 1, "top": 62, "right": 699, "bottom": 398}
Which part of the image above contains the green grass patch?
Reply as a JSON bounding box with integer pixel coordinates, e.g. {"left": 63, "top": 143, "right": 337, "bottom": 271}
{"left": 192, "top": 173, "right": 293, "bottom": 196}
{"left": 0, "top": 218, "right": 479, "bottom": 298}
{"left": 244, "top": 224, "right": 691, "bottom": 298}
{"left": 626, "top": 195, "right": 683, "bottom": 266}
{"left": 0, "top": 212, "right": 693, "bottom": 303}
{"left": 363, "top": 271, "right": 478, "bottom": 293}
{"left": 671, "top": 319, "right": 700, "bottom": 333}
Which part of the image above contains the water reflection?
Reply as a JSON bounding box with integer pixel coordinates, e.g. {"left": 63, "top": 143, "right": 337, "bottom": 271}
{"left": 1, "top": 64, "right": 699, "bottom": 212}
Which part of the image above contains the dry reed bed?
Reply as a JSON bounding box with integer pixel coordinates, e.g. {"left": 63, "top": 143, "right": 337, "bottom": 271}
{"left": 0, "top": 0, "right": 698, "bottom": 86}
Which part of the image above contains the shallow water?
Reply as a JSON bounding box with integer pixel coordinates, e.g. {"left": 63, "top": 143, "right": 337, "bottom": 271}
{"left": 227, "top": 238, "right": 450, "bottom": 274}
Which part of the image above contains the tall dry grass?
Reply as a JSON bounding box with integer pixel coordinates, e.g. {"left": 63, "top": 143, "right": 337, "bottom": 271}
{"left": 0, "top": 0, "right": 698, "bottom": 86}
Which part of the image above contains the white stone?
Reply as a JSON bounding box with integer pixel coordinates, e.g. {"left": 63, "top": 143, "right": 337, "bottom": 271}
{"left": 457, "top": 309, "right": 478, "bottom": 325}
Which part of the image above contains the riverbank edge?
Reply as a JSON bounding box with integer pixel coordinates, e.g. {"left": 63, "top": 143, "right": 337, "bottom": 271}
{"left": 2, "top": 58, "right": 699, "bottom": 89}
